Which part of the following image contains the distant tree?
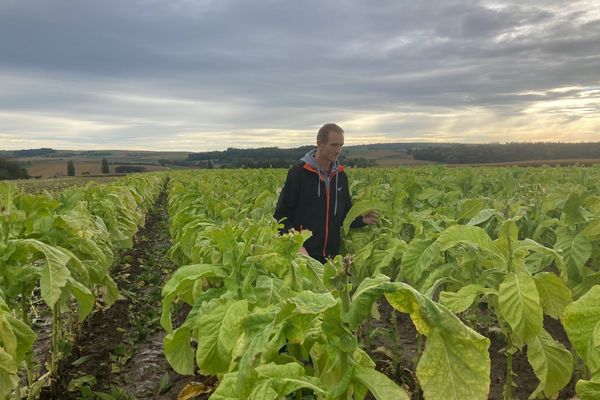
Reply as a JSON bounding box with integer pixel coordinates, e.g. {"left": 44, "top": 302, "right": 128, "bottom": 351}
{"left": 67, "top": 160, "right": 75, "bottom": 176}
{"left": 101, "top": 158, "right": 109, "bottom": 174}
{"left": 11, "top": 148, "right": 56, "bottom": 157}
{"left": 0, "top": 157, "right": 29, "bottom": 180}
{"left": 115, "top": 165, "right": 146, "bottom": 173}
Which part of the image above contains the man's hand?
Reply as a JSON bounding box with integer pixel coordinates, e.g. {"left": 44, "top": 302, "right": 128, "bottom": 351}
{"left": 362, "top": 211, "right": 378, "bottom": 225}
{"left": 298, "top": 246, "right": 309, "bottom": 256}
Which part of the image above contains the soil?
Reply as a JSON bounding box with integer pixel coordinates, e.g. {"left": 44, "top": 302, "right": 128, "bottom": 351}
{"left": 362, "top": 300, "right": 578, "bottom": 400}
{"left": 40, "top": 186, "right": 215, "bottom": 399}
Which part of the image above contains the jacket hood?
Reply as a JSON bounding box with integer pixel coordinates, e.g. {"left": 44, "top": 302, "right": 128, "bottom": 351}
{"left": 300, "top": 149, "right": 343, "bottom": 216}
{"left": 300, "top": 149, "right": 341, "bottom": 174}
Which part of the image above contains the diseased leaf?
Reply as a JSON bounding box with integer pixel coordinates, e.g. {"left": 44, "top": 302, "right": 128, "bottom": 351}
{"left": 418, "top": 327, "right": 490, "bottom": 400}
{"left": 177, "top": 382, "right": 211, "bottom": 399}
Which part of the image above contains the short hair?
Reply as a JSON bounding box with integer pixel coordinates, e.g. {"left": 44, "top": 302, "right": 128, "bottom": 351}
{"left": 317, "top": 123, "right": 344, "bottom": 144}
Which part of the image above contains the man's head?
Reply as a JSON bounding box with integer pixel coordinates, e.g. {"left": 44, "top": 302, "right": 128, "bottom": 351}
{"left": 316, "top": 123, "right": 344, "bottom": 166}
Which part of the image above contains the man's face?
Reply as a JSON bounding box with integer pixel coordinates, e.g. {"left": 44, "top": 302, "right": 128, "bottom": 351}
{"left": 318, "top": 130, "right": 344, "bottom": 164}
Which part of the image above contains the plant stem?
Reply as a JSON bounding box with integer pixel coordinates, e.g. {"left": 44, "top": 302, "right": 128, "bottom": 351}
{"left": 390, "top": 310, "right": 401, "bottom": 375}
{"left": 506, "top": 233, "right": 513, "bottom": 274}
{"left": 21, "top": 296, "right": 35, "bottom": 390}
{"left": 51, "top": 304, "right": 61, "bottom": 379}
{"left": 340, "top": 266, "right": 352, "bottom": 400}
{"left": 504, "top": 335, "right": 514, "bottom": 400}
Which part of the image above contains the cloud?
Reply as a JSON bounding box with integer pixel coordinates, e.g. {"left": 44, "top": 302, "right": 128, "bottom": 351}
{"left": 0, "top": 0, "right": 599, "bottom": 150}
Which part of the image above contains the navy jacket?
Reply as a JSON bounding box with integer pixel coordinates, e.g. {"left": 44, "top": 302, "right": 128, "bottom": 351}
{"left": 274, "top": 161, "right": 364, "bottom": 263}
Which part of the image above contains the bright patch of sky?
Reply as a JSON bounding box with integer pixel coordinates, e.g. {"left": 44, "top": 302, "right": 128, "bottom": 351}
{"left": 0, "top": 0, "right": 599, "bottom": 151}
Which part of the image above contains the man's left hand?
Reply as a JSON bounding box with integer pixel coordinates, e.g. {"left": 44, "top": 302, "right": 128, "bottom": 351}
{"left": 362, "top": 211, "right": 378, "bottom": 225}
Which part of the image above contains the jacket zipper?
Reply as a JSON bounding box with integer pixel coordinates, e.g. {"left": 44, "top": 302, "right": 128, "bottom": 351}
{"left": 302, "top": 163, "right": 339, "bottom": 260}
{"left": 322, "top": 169, "right": 339, "bottom": 259}
{"left": 323, "top": 185, "right": 330, "bottom": 258}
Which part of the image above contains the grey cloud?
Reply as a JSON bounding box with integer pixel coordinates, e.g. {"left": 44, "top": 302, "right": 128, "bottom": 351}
{"left": 1, "top": 0, "right": 599, "bottom": 150}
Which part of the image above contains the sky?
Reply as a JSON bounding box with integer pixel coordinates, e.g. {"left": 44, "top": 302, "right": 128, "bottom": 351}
{"left": 1, "top": 0, "right": 599, "bottom": 151}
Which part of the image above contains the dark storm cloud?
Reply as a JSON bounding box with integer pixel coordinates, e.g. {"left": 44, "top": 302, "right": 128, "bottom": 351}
{"left": 0, "top": 0, "right": 599, "bottom": 149}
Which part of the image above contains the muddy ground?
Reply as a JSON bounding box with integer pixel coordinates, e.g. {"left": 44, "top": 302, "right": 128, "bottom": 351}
{"left": 40, "top": 188, "right": 214, "bottom": 399}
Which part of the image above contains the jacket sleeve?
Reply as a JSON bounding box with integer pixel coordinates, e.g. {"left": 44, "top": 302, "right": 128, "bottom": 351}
{"left": 274, "top": 167, "right": 300, "bottom": 233}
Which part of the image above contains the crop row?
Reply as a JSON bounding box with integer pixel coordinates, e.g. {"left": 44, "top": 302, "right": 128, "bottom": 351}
{"left": 0, "top": 173, "right": 166, "bottom": 399}
{"left": 162, "top": 166, "right": 600, "bottom": 399}
{"left": 161, "top": 170, "right": 491, "bottom": 399}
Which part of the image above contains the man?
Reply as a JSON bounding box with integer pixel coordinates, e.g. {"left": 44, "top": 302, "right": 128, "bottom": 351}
{"left": 274, "top": 123, "right": 377, "bottom": 263}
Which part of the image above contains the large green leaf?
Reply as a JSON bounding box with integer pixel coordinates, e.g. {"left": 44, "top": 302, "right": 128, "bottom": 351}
{"left": 563, "top": 285, "right": 600, "bottom": 375}
{"left": 533, "top": 272, "right": 571, "bottom": 319}
{"left": 467, "top": 208, "right": 501, "bottom": 226}
{"left": 563, "top": 193, "right": 587, "bottom": 225}
{"left": 554, "top": 229, "right": 592, "bottom": 284}
{"left": 353, "top": 366, "right": 410, "bottom": 400}
{"left": 343, "top": 200, "right": 389, "bottom": 234}
{"left": 65, "top": 279, "right": 95, "bottom": 322}
{"left": 576, "top": 378, "right": 600, "bottom": 400}
{"left": 15, "top": 239, "right": 75, "bottom": 308}
{"left": 0, "top": 348, "right": 18, "bottom": 399}
{"left": 196, "top": 299, "right": 248, "bottom": 374}
{"left": 160, "top": 263, "right": 227, "bottom": 332}
{"left": 3, "top": 316, "right": 36, "bottom": 364}
{"left": 436, "top": 225, "right": 505, "bottom": 264}
{"left": 526, "top": 328, "right": 573, "bottom": 398}
{"left": 348, "top": 275, "right": 396, "bottom": 330}
{"left": 163, "top": 326, "right": 194, "bottom": 375}
{"left": 439, "top": 284, "right": 496, "bottom": 314}
{"left": 210, "top": 362, "right": 324, "bottom": 400}
{"left": 287, "top": 291, "right": 337, "bottom": 315}
{"left": 284, "top": 291, "right": 337, "bottom": 344}
{"left": 401, "top": 238, "right": 440, "bottom": 285}
{"left": 498, "top": 272, "right": 543, "bottom": 345}
{"left": 0, "top": 299, "right": 36, "bottom": 399}
{"left": 235, "top": 306, "right": 283, "bottom": 399}
{"left": 458, "top": 198, "right": 484, "bottom": 222}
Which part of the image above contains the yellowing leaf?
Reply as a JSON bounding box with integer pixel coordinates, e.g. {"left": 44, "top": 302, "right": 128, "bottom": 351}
{"left": 178, "top": 382, "right": 211, "bottom": 400}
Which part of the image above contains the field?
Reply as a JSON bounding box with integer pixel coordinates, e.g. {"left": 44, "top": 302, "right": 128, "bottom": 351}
{"left": 20, "top": 156, "right": 173, "bottom": 178}
{"left": 2, "top": 165, "right": 600, "bottom": 400}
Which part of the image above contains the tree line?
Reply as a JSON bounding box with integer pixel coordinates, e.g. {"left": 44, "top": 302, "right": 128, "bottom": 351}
{"left": 0, "top": 158, "right": 29, "bottom": 180}
{"left": 412, "top": 142, "right": 600, "bottom": 164}
{"left": 185, "top": 146, "right": 376, "bottom": 168}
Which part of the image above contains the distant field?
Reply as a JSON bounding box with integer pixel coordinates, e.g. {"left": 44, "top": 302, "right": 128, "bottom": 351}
{"left": 15, "top": 176, "right": 123, "bottom": 193}
{"left": 450, "top": 158, "right": 600, "bottom": 167}
{"left": 24, "top": 158, "right": 169, "bottom": 178}
{"left": 344, "top": 149, "right": 435, "bottom": 167}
